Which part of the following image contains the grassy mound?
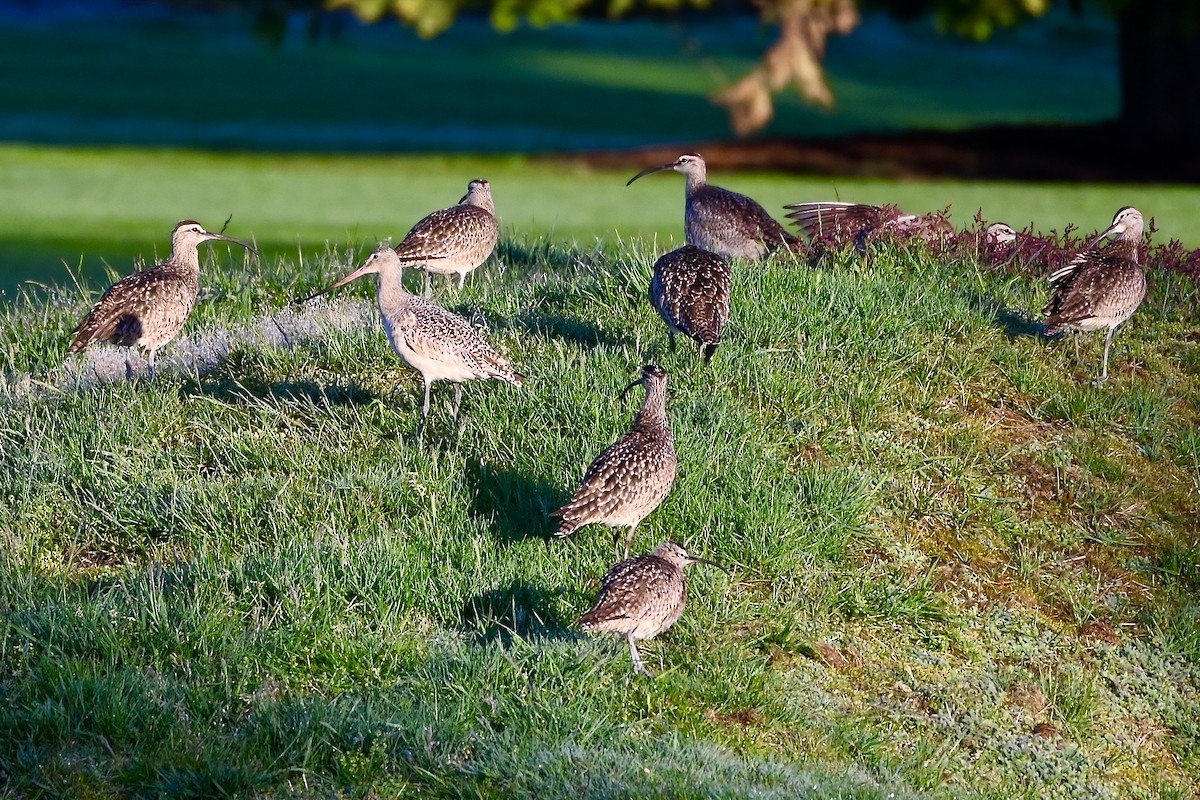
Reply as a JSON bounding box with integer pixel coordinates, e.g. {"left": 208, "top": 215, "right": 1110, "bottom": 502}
{"left": 0, "top": 233, "right": 1197, "bottom": 798}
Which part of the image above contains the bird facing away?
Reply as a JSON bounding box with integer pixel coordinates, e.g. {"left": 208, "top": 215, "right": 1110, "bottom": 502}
{"left": 649, "top": 245, "right": 732, "bottom": 361}
{"left": 1043, "top": 206, "right": 1147, "bottom": 386}
{"left": 394, "top": 179, "right": 499, "bottom": 298}
{"left": 784, "top": 201, "right": 954, "bottom": 250}
{"left": 627, "top": 153, "right": 799, "bottom": 261}
{"left": 579, "top": 541, "right": 727, "bottom": 676}
{"left": 553, "top": 365, "right": 677, "bottom": 559}
{"left": 68, "top": 219, "right": 255, "bottom": 380}
{"left": 297, "top": 243, "right": 524, "bottom": 438}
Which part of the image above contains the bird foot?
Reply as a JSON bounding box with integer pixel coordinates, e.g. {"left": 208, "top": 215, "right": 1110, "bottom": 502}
{"left": 1090, "top": 376, "right": 1108, "bottom": 388}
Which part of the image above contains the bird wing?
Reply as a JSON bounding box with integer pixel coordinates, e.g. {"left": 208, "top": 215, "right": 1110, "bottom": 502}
{"left": 703, "top": 187, "right": 797, "bottom": 249}
{"left": 396, "top": 298, "right": 523, "bottom": 384}
{"left": 69, "top": 265, "right": 190, "bottom": 352}
{"left": 393, "top": 205, "right": 497, "bottom": 261}
{"left": 1043, "top": 244, "right": 1145, "bottom": 330}
{"left": 784, "top": 202, "right": 885, "bottom": 240}
{"left": 553, "top": 430, "right": 674, "bottom": 522}
{"left": 578, "top": 555, "right": 676, "bottom": 629}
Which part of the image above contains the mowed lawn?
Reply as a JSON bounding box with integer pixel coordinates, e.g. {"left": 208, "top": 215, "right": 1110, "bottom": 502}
{"left": 4, "top": 145, "right": 1200, "bottom": 296}
{"left": 0, "top": 158, "right": 1198, "bottom": 797}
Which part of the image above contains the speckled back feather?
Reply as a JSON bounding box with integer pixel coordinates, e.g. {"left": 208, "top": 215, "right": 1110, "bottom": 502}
{"left": 552, "top": 366, "right": 676, "bottom": 540}
{"left": 69, "top": 264, "right": 198, "bottom": 353}
{"left": 578, "top": 547, "right": 687, "bottom": 640}
{"left": 649, "top": 245, "right": 732, "bottom": 359}
{"left": 1043, "top": 240, "right": 1146, "bottom": 335}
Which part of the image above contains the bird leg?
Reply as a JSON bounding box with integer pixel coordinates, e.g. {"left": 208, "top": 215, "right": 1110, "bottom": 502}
{"left": 1094, "top": 327, "right": 1116, "bottom": 387}
{"left": 628, "top": 635, "right": 650, "bottom": 676}
{"left": 668, "top": 330, "right": 677, "bottom": 353}
{"left": 147, "top": 350, "right": 157, "bottom": 381}
{"left": 457, "top": 272, "right": 466, "bottom": 290}
{"left": 616, "top": 523, "right": 638, "bottom": 561}
{"left": 451, "top": 383, "right": 464, "bottom": 422}
{"left": 423, "top": 270, "right": 433, "bottom": 299}
{"left": 125, "top": 354, "right": 134, "bottom": 382}
{"left": 415, "top": 379, "right": 432, "bottom": 440}
{"left": 1072, "top": 332, "right": 1082, "bottom": 365}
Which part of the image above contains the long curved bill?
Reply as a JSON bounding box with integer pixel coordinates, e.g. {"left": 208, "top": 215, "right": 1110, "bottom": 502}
{"left": 294, "top": 261, "right": 377, "bottom": 305}
{"left": 686, "top": 555, "right": 730, "bottom": 574}
{"left": 626, "top": 162, "right": 675, "bottom": 187}
{"left": 207, "top": 232, "right": 259, "bottom": 257}
{"left": 618, "top": 375, "right": 644, "bottom": 400}
{"left": 1082, "top": 220, "right": 1123, "bottom": 252}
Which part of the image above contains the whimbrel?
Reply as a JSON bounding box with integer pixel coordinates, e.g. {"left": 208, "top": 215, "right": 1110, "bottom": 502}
{"left": 784, "top": 201, "right": 953, "bottom": 249}
{"left": 627, "top": 153, "right": 799, "bottom": 261}
{"left": 68, "top": 219, "right": 255, "bottom": 379}
{"left": 297, "top": 243, "right": 524, "bottom": 438}
{"left": 985, "top": 222, "right": 1018, "bottom": 247}
{"left": 395, "top": 179, "right": 498, "bottom": 297}
{"left": 552, "top": 365, "right": 676, "bottom": 558}
{"left": 649, "top": 245, "right": 732, "bottom": 361}
{"left": 1043, "top": 207, "right": 1147, "bottom": 386}
{"left": 579, "top": 541, "right": 727, "bottom": 676}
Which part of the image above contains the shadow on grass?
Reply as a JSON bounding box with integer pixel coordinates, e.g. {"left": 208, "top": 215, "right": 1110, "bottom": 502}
{"left": 468, "top": 458, "right": 559, "bottom": 544}
{"left": 460, "top": 580, "right": 577, "bottom": 645}
{"left": 965, "top": 292, "right": 1045, "bottom": 338}
{"left": 514, "top": 309, "right": 621, "bottom": 349}
{"left": 189, "top": 377, "right": 376, "bottom": 407}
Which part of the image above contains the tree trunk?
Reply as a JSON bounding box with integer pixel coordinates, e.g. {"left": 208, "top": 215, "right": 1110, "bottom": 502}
{"left": 1118, "top": 0, "right": 1200, "bottom": 143}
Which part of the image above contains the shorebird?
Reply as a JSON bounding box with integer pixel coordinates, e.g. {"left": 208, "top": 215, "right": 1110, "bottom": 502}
{"left": 784, "top": 201, "right": 953, "bottom": 249}
{"left": 552, "top": 365, "right": 676, "bottom": 559}
{"left": 649, "top": 245, "right": 732, "bottom": 361}
{"left": 1043, "top": 207, "right": 1147, "bottom": 386}
{"left": 626, "top": 153, "right": 799, "bottom": 260}
{"left": 579, "top": 541, "right": 727, "bottom": 676}
{"left": 297, "top": 243, "right": 524, "bottom": 438}
{"left": 985, "top": 222, "right": 1018, "bottom": 247}
{"left": 68, "top": 219, "right": 255, "bottom": 379}
{"left": 395, "top": 179, "right": 498, "bottom": 297}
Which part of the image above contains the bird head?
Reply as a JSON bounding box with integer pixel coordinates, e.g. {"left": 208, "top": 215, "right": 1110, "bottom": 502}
{"left": 619, "top": 363, "right": 667, "bottom": 401}
{"left": 652, "top": 541, "right": 729, "bottom": 573}
{"left": 460, "top": 179, "right": 494, "bottom": 213}
{"left": 626, "top": 153, "right": 706, "bottom": 186}
{"left": 294, "top": 242, "right": 438, "bottom": 304}
{"left": 171, "top": 220, "right": 256, "bottom": 256}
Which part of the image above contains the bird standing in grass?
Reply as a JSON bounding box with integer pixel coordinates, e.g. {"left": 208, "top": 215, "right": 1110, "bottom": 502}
{"left": 579, "top": 541, "right": 727, "bottom": 676}
{"left": 68, "top": 219, "right": 255, "bottom": 380}
{"left": 1043, "top": 206, "right": 1147, "bottom": 386}
{"left": 649, "top": 245, "right": 732, "bottom": 362}
{"left": 395, "top": 178, "right": 499, "bottom": 298}
{"left": 553, "top": 365, "right": 676, "bottom": 559}
{"left": 627, "top": 153, "right": 799, "bottom": 260}
{"left": 297, "top": 243, "right": 524, "bottom": 439}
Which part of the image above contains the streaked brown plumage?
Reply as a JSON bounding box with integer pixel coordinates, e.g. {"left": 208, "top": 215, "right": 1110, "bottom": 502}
{"left": 297, "top": 243, "right": 524, "bottom": 438}
{"left": 68, "top": 219, "right": 254, "bottom": 379}
{"left": 553, "top": 364, "right": 676, "bottom": 559}
{"left": 395, "top": 179, "right": 498, "bottom": 297}
{"left": 627, "top": 153, "right": 799, "bottom": 261}
{"left": 579, "top": 541, "right": 726, "bottom": 676}
{"left": 649, "top": 245, "right": 732, "bottom": 361}
{"left": 784, "top": 201, "right": 953, "bottom": 249}
{"left": 1043, "top": 206, "right": 1147, "bottom": 386}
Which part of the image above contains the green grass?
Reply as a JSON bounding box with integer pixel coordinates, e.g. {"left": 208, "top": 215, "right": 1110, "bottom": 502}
{"left": 1, "top": 224, "right": 1198, "bottom": 797}
{"left": 5, "top": 144, "right": 1200, "bottom": 295}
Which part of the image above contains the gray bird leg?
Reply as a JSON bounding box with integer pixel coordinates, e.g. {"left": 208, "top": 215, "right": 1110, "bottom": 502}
{"left": 628, "top": 635, "right": 649, "bottom": 676}
{"left": 458, "top": 272, "right": 466, "bottom": 290}
{"left": 415, "top": 379, "right": 432, "bottom": 440}
{"left": 147, "top": 350, "right": 157, "bottom": 381}
{"left": 617, "top": 523, "right": 638, "bottom": 561}
{"left": 1095, "top": 327, "right": 1116, "bottom": 387}
{"left": 451, "top": 383, "right": 464, "bottom": 422}
{"left": 1072, "top": 332, "right": 1081, "bottom": 365}
{"left": 423, "top": 270, "right": 433, "bottom": 299}
{"left": 668, "top": 331, "right": 677, "bottom": 353}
